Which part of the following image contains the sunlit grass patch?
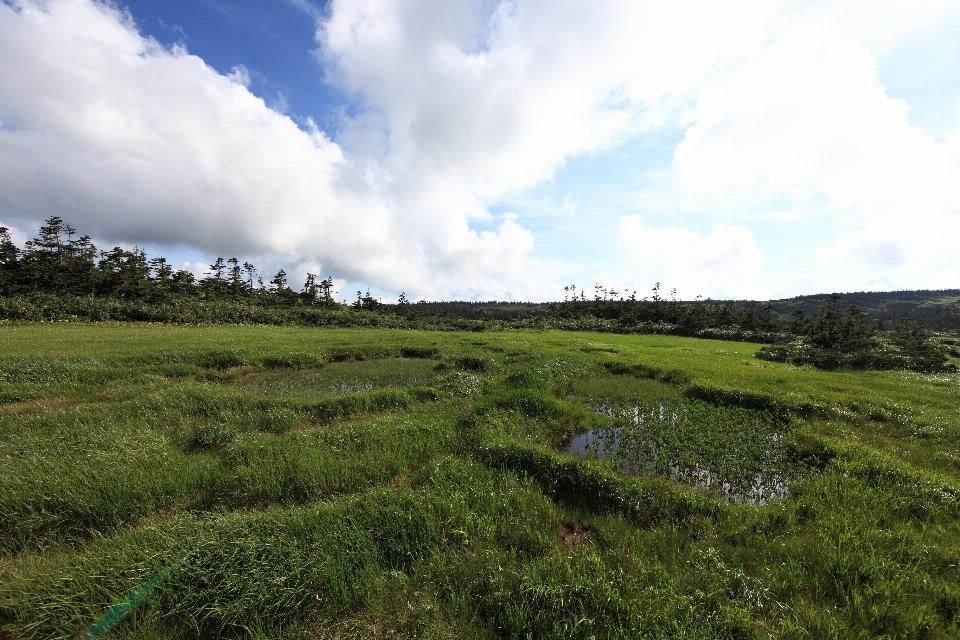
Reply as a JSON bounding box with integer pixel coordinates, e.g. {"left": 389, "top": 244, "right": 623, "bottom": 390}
{"left": 238, "top": 357, "right": 440, "bottom": 395}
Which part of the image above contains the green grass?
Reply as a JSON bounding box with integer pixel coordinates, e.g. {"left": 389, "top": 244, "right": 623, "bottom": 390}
{"left": 1, "top": 323, "right": 959, "bottom": 638}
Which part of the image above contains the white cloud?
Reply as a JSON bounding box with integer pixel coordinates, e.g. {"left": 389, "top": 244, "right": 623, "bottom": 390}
{"left": 0, "top": 0, "right": 787, "bottom": 300}
{"left": 670, "top": 0, "right": 960, "bottom": 291}
{"left": 2, "top": 0, "right": 958, "bottom": 301}
{"left": 226, "top": 64, "right": 251, "bottom": 87}
{"left": 932, "top": 267, "right": 960, "bottom": 291}
{"left": 318, "top": 0, "right": 781, "bottom": 200}
{"left": 0, "top": 0, "right": 549, "bottom": 299}
{"left": 617, "top": 215, "right": 766, "bottom": 299}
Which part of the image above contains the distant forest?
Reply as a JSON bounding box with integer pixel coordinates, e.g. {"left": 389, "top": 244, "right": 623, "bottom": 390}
{"left": 1, "top": 217, "right": 960, "bottom": 371}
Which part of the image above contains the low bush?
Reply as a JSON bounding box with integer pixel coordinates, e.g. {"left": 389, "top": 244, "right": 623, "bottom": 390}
{"left": 454, "top": 355, "right": 489, "bottom": 372}
{"left": 486, "top": 389, "right": 566, "bottom": 419}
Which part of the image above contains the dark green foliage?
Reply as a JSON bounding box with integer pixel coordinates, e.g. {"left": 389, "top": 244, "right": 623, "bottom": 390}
{"left": 0, "top": 218, "right": 348, "bottom": 310}
{"left": 503, "top": 368, "right": 548, "bottom": 389}
{"left": 453, "top": 354, "right": 488, "bottom": 371}
{"left": 326, "top": 346, "right": 398, "bottom": 362}
{"left": 97, "top": 247, "right": 150, "bottom": 299}
{"left": 188, "top": 421, "right": 237, "bottom": 451}
{"left": 259, "top": 352, "right": 324, "bottom": 369}
{"left": 757, "top": 293, "right": 956, "bottom": 372}
{"left": 399, "top": 345, "right": 440, "bottom": 359}
{"left": 756, "top": 333, "right": 954, "bottom": 372}
{"left": 485, "top": 389, "right": 566, "bottom": 419}
{"left": 0, "top": 227, "right": 20, "bottom": 297}
{"left": 783, "top": 432, "right": 835, "bottom": 471}
{"left": 601, "top": 360, "right": 691, "bottom": 384}
{"left": 353, "top": 288, "right": 381, "bottom": 311}
{"left": 684, "top": 383, "right": 789, "bottom": 419}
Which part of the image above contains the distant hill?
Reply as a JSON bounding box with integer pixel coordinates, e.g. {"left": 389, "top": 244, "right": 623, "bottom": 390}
{"left": 766, "top": 289, "right": 960, "bottom": 315}
{"left": 405, "top": 289, "right": 960, "bottom": 331}
{"left": 764, "top": 289, "right": 960, "bottom": 330}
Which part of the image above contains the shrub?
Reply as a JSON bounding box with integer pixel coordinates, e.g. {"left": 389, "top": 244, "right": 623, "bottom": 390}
{"left": 454, "top": 355, "right": 489, "bottom": 372}
{"left": 399, "top": 346, "right": 440, "bottom": 359}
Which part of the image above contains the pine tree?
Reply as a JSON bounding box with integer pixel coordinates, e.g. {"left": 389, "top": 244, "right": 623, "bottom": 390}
{"left": 243, "top": 262, "right": 257, "bottom": 291}
{"left": 271, "top": 269, "right": 289, "bottom": 293}
{"left": 149, "top": 256, "right": 173, "bottom": 285}
{"left": 97, "top": 247, "right": 149, "bottom": 298}
{"left": 301, "top": 273, "right": 318, "bottom": 303}
{"left": 227, "top": 258, "right": 244, "bottom": 293}
{"left": 0, "top": 227, "right": 20, "bottom": 295}
{"left": 319, "top": 277, "right": 335, "bottom": 305}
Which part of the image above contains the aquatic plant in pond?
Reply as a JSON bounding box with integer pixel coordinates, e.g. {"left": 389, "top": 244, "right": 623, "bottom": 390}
{"left": 567, "top": 399, "right": 798, "bottom": 503}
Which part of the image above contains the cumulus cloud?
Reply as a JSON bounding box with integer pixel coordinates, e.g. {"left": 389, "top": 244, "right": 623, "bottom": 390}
{"left": 0, "top": 0, "right": 554, "bottom": 298}
{"left": 617, "top": 215, "right": 766, "bottom": 299}
{"left": 671, "top": 0, "right": 960, "bottom": 291}
{"left": 318, "top": 0, "right": 781, "bottom": 198}
{"left": 2, "top": 0, "right": 958, "bottom": 300}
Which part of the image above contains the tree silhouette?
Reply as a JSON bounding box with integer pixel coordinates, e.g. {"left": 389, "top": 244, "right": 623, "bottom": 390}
{"left": 0, "top": 227, "right": 19, "bottom": 295}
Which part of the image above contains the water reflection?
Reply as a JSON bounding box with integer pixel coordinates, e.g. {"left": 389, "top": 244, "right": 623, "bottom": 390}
{"left": 566, "top": 402, "right": 792, "bottom": 505}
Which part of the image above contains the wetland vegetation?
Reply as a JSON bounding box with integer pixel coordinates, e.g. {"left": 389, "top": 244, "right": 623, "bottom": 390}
{"left": 2, "top": 323, "right": 960, "bottom": 638}
{"left": 4, "top": 219, "right": 960, "bottom": 372}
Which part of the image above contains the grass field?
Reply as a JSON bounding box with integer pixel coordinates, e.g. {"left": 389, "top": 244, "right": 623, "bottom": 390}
{"left": 1, "top": 322, "right": 959, "bottom": 638}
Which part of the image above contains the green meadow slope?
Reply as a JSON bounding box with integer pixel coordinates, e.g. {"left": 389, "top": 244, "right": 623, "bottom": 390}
{"left": 1, "top": 323, "right": 959, "bottom": 638}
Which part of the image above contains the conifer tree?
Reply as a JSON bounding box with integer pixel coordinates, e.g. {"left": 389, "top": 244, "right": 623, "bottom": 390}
{"left": 149, "top": 256, "right": 173, "bottom": 285}
{"left": 319, "top": 277, "right": 335, "bottom": 305}
{"left": 228, "top": 258, "right": 244, "bottom": 293}
{"left": 243, "top": 262, "right": 257, "bottom": 291}
{"left": 0, "top": 227, "right": 19, "bottom": 295}
{"left": 271, "top": 269, "right": 288, "bottom": 293}
{"left": 301, "top": 273, "right": 318, "bottom": 303}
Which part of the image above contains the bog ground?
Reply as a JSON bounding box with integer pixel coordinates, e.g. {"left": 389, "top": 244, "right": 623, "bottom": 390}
{"left": 1, "top": 323, "right": 959, "bottom": 638}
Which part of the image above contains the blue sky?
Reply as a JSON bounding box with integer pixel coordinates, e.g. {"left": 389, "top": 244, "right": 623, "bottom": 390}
{"left": 2, "top": 0, "right": 959, "bottom": 302}
{"left": 124, "top": 0, "right": 337, "bottom": 127}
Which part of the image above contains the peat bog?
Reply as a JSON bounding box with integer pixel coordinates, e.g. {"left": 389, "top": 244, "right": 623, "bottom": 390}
{"left": 1, "top": 324, "right": 959, "bottom": 638}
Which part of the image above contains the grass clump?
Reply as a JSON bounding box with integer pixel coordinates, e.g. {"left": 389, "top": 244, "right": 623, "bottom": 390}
{"left": 600, "top": 360, "right": 691, "bottom": 384}
{"left": 399, "top": 346, "right": 440, "bottom": 359}
{"left": 306, "top": 389, "right": 412, "bottom": 423}
{"left": 474, "top": 440, "right": 720, "bottom": 527}
{"left": 187, "top": 420, "right": 237, "bottom": 451}
{"left": 453, "top": 355, "right": 489, "bottom": 372}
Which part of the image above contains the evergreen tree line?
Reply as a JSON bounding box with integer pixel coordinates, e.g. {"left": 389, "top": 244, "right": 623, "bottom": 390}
{"left": 546, "top": 282, "right": 783, "bottom": 333}
{"left": 0, "top": 217, "right": 346, "bottom": 306}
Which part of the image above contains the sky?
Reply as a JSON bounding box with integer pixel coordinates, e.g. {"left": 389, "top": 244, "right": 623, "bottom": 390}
{"left": 1, "top": 0, "right": 960, "bottom": 303}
